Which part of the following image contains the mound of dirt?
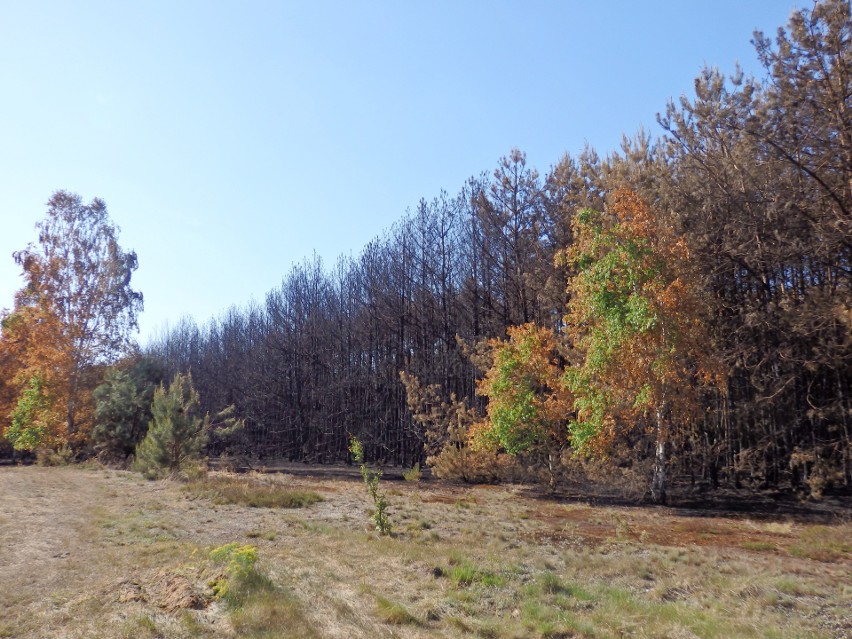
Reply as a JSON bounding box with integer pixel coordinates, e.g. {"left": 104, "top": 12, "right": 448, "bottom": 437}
{"left": 150, "top": 570, "right": 207, "bottom": 612}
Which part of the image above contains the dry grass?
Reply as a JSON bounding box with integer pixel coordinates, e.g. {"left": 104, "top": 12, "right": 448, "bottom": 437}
{"left": 183, "top": 473, "right": 324, "bottom": 508}
{"left": 0, "top": 465, "right": 850, "bottom": 638}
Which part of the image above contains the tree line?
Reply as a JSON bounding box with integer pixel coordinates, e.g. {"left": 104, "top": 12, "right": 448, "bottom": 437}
{"left": 2, "top": 1, "right": 849, "bottom": 498}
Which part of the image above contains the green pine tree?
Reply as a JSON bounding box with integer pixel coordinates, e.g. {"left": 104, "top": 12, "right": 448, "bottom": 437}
{"left": 92, "top": 359, "right": 161, "bottom": 462}
{"left": 134, "top": 372, "right": 209, "bottom": 478}
{"left": 134, "top": 371, "right": 243, "bottom": 479}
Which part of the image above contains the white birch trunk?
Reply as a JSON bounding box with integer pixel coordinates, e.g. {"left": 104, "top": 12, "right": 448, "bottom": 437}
{"left": 650, "top": 409, "right": 667, "bottom": 504}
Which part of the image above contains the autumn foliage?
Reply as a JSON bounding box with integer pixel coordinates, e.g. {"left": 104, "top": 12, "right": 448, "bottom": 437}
{"left": 1, "top": 2, "right": 847, "bottom": 497}
{"left": 471, "top": 323, "right": 571, "bottom": 455}
{"left": 0, "top": 302, "right": 74, "bottom": 451}
{"left": 1, "top": 192, "right": 141, "bottom": 454}
{"left": 559, "top": 190, "right": 721, "bottom": 500}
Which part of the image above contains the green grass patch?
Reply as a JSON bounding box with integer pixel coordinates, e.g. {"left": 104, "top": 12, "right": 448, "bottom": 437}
{"left": 209, "top": 542, "right": 319, "bottom": 639}
{"left": 185, "top": 475, "right": 323, "bottom": 508}
{"left": 527, "top": 572, "right": 594, "bottom": 601}
{"left": 448, "top": 561, "right": 505, "bottom": 588}
{"left": 742, "top": 540, "right": 776, "bottom": 552}
{"left": 538, "top": 571, "right": 569, "bottom": 594}
{"left": 450, "top": 562, "right": 478, "bottom": 586}
{"left": 588, "top": 585, "right": 768, "bottom": 639}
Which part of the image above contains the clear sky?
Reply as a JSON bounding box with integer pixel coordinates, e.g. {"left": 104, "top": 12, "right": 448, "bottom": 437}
{"left": 0, "top": 1, "right": 801, "bottom": 344}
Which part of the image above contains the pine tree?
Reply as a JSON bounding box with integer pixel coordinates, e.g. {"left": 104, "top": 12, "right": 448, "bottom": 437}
{"left": 134, "top": 372, "right": 242, "bottom": 478}
{"left": 92, "top": 358, "right": 161, "bottom": 462}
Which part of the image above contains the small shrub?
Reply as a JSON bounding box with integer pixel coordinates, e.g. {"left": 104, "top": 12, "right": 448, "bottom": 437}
{"left": 209, "top": 543, "right": 273, "bottom": 607}
{"left": 35, "top": 444, "right": 75, "bottom": 466}
{"left": 430, "top": 445, "right": 523, "bottom": 483}
{"left": 349, "top": 436, "right": 392, "bottom": 535}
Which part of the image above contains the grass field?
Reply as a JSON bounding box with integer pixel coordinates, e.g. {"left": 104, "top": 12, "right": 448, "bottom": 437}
{"left": 0, "top": 465, "right": 849, "bottom": 638}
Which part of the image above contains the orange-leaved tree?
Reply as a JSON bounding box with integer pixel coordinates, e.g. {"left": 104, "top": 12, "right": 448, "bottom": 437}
{"left": 470, "top": 322, "right": 572, "bottom": 488}
{"left": 2, "top": 192, "right": 142, "bottom": 451}
{"left": 559, "top": 190, "right": 721, "bottom": 502}
{"left": 0, "top": 303, "right": 72, "bottom": 451}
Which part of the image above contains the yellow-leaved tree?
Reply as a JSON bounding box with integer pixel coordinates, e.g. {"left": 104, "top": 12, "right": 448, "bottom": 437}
{"left": 0, "top": 303, "right": 72, "bottom": 451}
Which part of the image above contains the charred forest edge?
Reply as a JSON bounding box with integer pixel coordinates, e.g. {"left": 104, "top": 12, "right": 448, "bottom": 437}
{"left": 146, "top": 1, "right": 850, "bottom": 493}
{"left": 2, "top": 1, "right": 850, "bottom": 497}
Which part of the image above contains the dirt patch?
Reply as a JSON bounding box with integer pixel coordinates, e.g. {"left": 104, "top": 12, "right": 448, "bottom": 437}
{"left": 524, "top": 501, "right": 823, "bottom": 554}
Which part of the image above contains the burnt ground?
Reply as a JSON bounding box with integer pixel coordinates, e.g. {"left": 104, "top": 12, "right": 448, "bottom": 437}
{"left": 213, "top": 458, "right": 852, "bottom": 523}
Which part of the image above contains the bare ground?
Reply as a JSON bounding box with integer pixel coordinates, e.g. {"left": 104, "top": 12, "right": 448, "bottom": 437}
{"left": 0, "top": 465, "right": 850, "bottom": 638}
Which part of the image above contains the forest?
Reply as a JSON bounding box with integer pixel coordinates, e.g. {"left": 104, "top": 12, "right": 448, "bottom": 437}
{"left": 1, "top": 0, "right": 849, "bottom": 503}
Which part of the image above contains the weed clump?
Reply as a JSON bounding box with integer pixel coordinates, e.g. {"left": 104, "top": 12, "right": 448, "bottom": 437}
{"left": 209, "top": 543, "right": 270, "bottom": 606}
{"left": 209, "top": 543, "right": 318, "bottom": 638}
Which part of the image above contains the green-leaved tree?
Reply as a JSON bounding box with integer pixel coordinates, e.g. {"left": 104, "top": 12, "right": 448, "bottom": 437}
{"left": 5, "top": 374, "right": 58, "bottom": 452}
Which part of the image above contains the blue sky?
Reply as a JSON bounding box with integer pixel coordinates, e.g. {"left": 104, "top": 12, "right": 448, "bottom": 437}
{"left": 0, "top": 1, "right": 800, "bottom": 343}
